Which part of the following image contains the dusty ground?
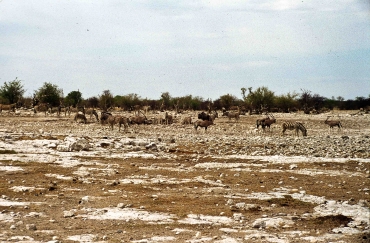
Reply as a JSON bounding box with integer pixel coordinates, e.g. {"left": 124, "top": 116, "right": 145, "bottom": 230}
{"left": 0, "top": 110, "right": 369, "bottom": 243}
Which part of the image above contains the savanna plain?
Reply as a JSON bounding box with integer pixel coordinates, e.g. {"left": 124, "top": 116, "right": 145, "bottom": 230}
{"left": 0, "top": 109, "right": 369, "bottom": 243}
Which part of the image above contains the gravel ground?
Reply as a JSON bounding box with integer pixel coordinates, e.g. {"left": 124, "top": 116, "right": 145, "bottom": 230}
{"left": 0, "top": 110, "right": 369, "bottom": 243}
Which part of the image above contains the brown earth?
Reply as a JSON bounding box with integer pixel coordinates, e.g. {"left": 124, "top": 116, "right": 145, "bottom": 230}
{"left": 0, "top": 111, "right": 369, "bottom": 243}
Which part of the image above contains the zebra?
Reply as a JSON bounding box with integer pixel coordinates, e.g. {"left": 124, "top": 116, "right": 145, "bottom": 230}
{"left": 281, "top": 121, "right": 307, "bottom": 137}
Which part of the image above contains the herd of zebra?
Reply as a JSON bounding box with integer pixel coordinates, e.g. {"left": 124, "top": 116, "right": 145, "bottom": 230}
{"left": 0, "top": 102, "right": 343, "bottom": 136}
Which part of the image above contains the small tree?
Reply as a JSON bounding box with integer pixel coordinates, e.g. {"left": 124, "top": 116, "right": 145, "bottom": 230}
{"left": 85, "top": 96, "right": 100, "bottom": 108}
{"left": 160, "top": 92, "right": 172, "bottom": 110}
{"left": 242, "top": 86, "right": 275, "bottom": 114}
{"left": 34, "top": 82, "right": 63, "bottom": 107}
{"left": 114, "top": 93, "right": 141, "bottom": 110}
{"left": 219, "top": 93, "right": 239, "bottom": 110}
{"left": 0, "top": 77, "right": 25, "bottom": 104}
{"left": 274, "top": 92, "right": 299, "bottom": 112}
{"left": 99, "top": 90, "right": 114, "bottom": 111}
{"left": 64, "top": 90, "right": 83, "bottom": 107}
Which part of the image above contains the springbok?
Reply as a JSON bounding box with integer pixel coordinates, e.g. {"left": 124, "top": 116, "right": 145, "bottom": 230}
{"left": 324, "top": 116, "right": 342, "bottom": 132}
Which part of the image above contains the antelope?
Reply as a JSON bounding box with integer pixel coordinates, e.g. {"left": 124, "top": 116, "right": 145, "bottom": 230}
{"left": 256, "top": 113, "right": 276, "bottom": 132}
{"left": 130, "top": 110, "right": 149, "bottom": 125}
{"left": 209, "top": 111, "right": 218, "bottom": 122}
{"left": 324, "top": 116, "right": 342, "bottom": 132}
{"left": 281, "top": 121, "right": 307, "bottom": 137}
{"left": 227, "top": 106, "right": 240, "bottom": 122}
{"left": 164, "top": 112, "right": 173, "bottom": 125}
{"left": 34, "top": 103, "right": 50, "bottom": 116}
{"left": 107, "top": 115, "right": 130, "bottom": 131}
{"left": 194, "top": 119, "right": 214, "bottom": 132}
{"left": 181, "top": 116, "right": 192, "bottom": 125}
{"left": 0, "top": 103, "right": 16, "bottom": 115}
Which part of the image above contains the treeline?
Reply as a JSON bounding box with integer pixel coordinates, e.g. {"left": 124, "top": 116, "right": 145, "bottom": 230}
{"left": 0, "top": 78, "right": 369, "bottom": 113}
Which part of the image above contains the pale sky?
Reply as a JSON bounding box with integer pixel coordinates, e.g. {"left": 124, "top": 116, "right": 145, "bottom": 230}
{"left": 1, "top": 0, "right": 369, "bottom": 100}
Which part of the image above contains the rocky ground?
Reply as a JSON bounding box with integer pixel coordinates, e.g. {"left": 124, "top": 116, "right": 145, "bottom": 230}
{"left": 0, "top": 110, "right": 369, "bottom": 243}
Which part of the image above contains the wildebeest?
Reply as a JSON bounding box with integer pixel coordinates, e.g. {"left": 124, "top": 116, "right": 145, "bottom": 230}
{"left": 100, "top": 111, "right": 112, "bottom": 124}
{"left": 194, "top": 119, "right": 214, "bottom": 131}
{"left": 198, "top": 111, "right": 211, "bottom": 121}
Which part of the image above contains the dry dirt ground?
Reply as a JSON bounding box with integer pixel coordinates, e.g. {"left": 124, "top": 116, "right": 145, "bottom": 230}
{"left": 0, "top": 110, "right": 369, "bottom": 243}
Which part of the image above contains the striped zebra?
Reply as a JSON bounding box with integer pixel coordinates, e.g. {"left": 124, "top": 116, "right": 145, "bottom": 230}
{"left": 281, "top": 121, "right": 307, "bottom": 137}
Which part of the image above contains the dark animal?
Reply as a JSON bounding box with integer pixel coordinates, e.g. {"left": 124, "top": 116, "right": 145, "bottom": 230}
{"left": 324, "top": 116, "right": 342, "bottom": 132}
{"left": 256, "top": 114, "right": 276, "bottom": 132}
{"left": 100, "top": 111, "right": 112, "bottom": 124}
{"left": 198, "top": 111, "right": 211, "bottom": 121}
{"left": 194, "top": 119, "right": 214, "bottom": 131}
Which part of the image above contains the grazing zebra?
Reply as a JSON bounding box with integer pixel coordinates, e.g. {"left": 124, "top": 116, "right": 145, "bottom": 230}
{"left": 74, "top": 113, "right": 87, "bottom": 124}
{"left": 85, "top": 108, "right": 99, "bottom": 121}
{"left": 281, "top": 121, "right": 307, "bottom": 137}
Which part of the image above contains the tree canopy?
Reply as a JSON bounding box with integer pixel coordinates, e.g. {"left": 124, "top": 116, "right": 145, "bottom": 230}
{"left": 34, "top": 82, "right": 63, "bottom": 106}
{"left": 64, "top": 90, "right": 82, "bottom": 107}
{"left": 0, "top": 77, "right": 25, "bottom": 104}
